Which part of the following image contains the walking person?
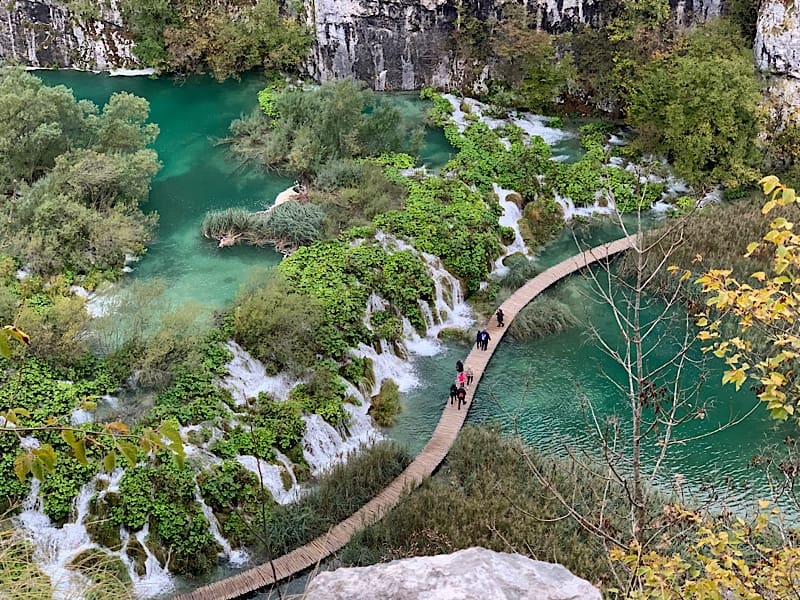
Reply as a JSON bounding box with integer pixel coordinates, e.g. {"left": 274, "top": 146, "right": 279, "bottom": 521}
{"left": 496, "top": 308, "right": 504, "bottom": 327}
{"left": 457, "top": 370, "right": 467, "bottom": 387}
{"left": 466, "top": 365, "right": 474, "bottom": 386}
{"left": 456, "top": 385, "right": 467, "bottom": 410}
{"left": 455, "top": 359, "right": 464, "bottom": 373}
{"left": 449, "top": 383, "right": 458, "bottom": 406}
{"left": 475, "top": 329, "right": 482, "bottom": 350}
{"left": 480, "top": 329, "right": 491, "bottom": 350}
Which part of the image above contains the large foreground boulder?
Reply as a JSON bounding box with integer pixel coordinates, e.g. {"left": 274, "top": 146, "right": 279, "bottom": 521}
{"left": 306, "top": 547, "right": 600, "bottom": 600}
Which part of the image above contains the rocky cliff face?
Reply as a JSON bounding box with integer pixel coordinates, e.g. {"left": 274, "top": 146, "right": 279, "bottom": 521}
{"left": 304, "top": 547, "right": 602, "bottom": 600}
{"left": 305, "top": 0, "right": 725, "bottom": 90}
{"left": 756, "top": 0, "right": 800, "bottom": 128}
{"left": 0, "top": 0, "right": 137, "bottom": 70}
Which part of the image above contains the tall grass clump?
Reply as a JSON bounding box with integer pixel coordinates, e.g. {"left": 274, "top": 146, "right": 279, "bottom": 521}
{"left": 497, "top": 253, "right": 539, "bottom": 291}
{"left": 619, "top": 199, "right": 775, "bottom": 300}
{"left": 507, "top": 296, "right": 579, "bottom": 340}
{"left": 265, "top": 441, "right": 411, "bottom": 555}
{"left": 340, "top": 426, "right": 653, "bottom": 587}
{"left": 0, "top": 530, "right": 134, "bottom": 600}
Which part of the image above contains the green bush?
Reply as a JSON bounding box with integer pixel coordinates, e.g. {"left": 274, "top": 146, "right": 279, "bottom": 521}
{"left": 507, "top": 296, "right": 579, "bottom": 340}
{"left": 369, "top": 380, "right": 402, "bottom": 427}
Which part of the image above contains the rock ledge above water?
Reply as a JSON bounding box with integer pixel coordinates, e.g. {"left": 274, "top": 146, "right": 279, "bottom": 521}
{"left": 305, "top": 547, "right": 601, "bottom": 600}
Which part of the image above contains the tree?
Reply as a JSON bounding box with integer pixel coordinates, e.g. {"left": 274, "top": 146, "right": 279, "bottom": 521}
{"left": 519, "top": 195, "right": 757, "bottom": 593}
{"left": 627, "top": 20, "right": 762, "bottom": 187}
{"left": 696, "top": 177, "right": 800, "bottom": 423}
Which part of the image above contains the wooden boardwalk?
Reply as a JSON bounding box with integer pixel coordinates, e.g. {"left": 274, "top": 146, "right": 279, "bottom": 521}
{"left": 177, "top": 235, "right": 637, "bottom": 600}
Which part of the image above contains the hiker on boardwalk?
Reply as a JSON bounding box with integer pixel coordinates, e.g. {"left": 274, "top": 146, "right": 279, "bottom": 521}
{"left": 496, "top": 308, "right": 504, "bottom": 327}
{"left": 455, "top": 359, "right": 464, "bottom": 373}
{"left": 475, "top": 329, "right": 482, "bottom": 349}
{"left": 456, "top": 385, "right": 467, "bottom": 410}
{"left": 449, "top": 383, "right": 458, "bottom": 405}
{"left": 480, "top": 329, "right": 491, "bottom": 350}
{"left": 457, "top": 370, "right": 467, "bottom": 387}
{"left": 466, "top": 365, "right": 474, "bottom": 386}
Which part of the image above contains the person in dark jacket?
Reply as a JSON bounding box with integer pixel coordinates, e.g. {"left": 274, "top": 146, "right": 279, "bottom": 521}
{"left": 480, "top": 329, "right": 491, "bottom": 350}
{"left": 455, "top": 359, "right": 464, "bottom": 373}
{"left": 475, "top": 330, "right": 482, "bottom": 349}
{"left": 496, "top": 308, "right": 505, "bottom": 327}
{"left": 449, "top": 383, "right": 458, "bottom": 405}
{"left": 456, "top": 385, "right": 467, "bottom": 410}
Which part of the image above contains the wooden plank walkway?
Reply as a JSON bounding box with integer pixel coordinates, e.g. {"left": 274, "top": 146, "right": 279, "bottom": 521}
{"left": 176, "top": 234, "right": 637, "bottom": 600}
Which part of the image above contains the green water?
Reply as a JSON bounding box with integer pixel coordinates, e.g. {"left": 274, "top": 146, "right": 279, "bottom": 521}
{"left": 34, "top": 72, "right": 454, "bottom": 312}
{"left": 392, "top": 222, "right": 794, "bottom": 514}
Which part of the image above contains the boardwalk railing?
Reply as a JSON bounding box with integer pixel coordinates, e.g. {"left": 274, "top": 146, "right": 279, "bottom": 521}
{"left": 176, "top": 235, "right": 637, "bottom": 600}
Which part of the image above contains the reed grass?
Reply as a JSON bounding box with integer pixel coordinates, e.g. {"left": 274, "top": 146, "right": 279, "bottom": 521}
{"left": 340, "top": 426, "right": 663, "bottom": 588}
{"left": 507, "top": 296, "right": 579, "bottom": 340}
{"left": 264, "top": 441, "right": 411, "bottom": 556}
{"left": 0, "top": 529, "right": 134, "bottom": 600}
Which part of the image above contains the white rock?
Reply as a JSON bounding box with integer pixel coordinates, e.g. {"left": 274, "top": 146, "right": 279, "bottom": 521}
{"left": 305, "top": 547, "right": 601, "bottom": 600}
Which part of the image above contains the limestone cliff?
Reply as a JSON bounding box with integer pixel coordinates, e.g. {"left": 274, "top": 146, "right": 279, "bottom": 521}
{"left": 304, "top": 547, "right": 602, "bottom": 600}
{"left": 304, "top": 0, "right": 725, "bottom": 90}
{"left": 0, "top": 0, "right": 137, "bottom": 70}
{"left": 756, "top": 0, "right": 800, "bottom": 128}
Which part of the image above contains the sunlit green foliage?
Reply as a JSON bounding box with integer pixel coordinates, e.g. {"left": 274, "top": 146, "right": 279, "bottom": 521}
{"left": 375, "top": 177, "right": 502, "bottom": 294}
{"left": 280, "top": 240, "right": 435, "bottom": 355}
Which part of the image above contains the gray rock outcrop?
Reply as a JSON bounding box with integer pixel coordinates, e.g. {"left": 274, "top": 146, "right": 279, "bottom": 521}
{"left": 305, "top": 547, "right": 601, "bottom": 600}
{"left": 304, "top": 0, "right": 724, "bottom": 90}
{"left": 0, "top": 0, "right": 138, "bottom": 70}
{"left": 755, "top": 0, "right": 800, "bottom": 128}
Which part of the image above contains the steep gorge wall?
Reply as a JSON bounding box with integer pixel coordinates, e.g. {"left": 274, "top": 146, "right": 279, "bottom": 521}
{"left": 756, "top": 0, "right": 800, "bottom": 129}
{"left": 304, "top": 0, "right": 725, "bottom": 90}
{"left": 0, "top": 0, "right": 138, "bottom": 70}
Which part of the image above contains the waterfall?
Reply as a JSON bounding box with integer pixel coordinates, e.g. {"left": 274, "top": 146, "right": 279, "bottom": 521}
{"left": 220, "top": 340, "right": 301, "bottom": 405}
{"left": 194, "top": 489, "right": 249, "bottom": 567}
{"left": 493, "top": 184, "right": 530, "bottom": 275}
{"left": 236, "top": 455, "right": 301, "bottom": 505}
{"left": 16, "top": 469, "right": 175, "bottom": 600}
{"left": 17, "top": 478, "right": 95, "bottom": 600}
{"left": 301, "top": 401, "right": 382, "bottom": 477}
{"left": 441, "top": 94, "right": 573, "bottom": 146}
{"left": 131, "top": 524, "right": 175, "bottom": 598}
{"left": 352, "top": 341, "right": 418, "bottom": 394}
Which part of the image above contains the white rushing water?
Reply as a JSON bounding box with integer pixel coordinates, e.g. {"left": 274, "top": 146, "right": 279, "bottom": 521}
{"left": 17, "top": 469, "right": 175, "bottom": 599}
{"left": 441, "top": 94, "right": 573, "bottom": 146}
{"left": 194, "top": 489, "right": 249, "bottom": 567}
{"left": 492, "top": 184, "right": 530, "bottom": 275}
{"left": 220, "top": 340, "right": 302, "bottom": 405}
{"left": 237, "top": 452, "right": 301, "bottom": 505}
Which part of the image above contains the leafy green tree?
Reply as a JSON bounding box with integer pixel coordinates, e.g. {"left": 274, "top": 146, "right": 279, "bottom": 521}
{"left": 227, "top": 80, "right": 422, "bottom": 178}
{"left": 627, "top": 20, "right": 762, "bottom": 186}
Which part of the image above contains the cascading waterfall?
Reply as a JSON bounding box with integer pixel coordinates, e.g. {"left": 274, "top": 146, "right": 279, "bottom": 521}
{"left": 220, "top": 340, "right": 302, "bottom": 405}
{"left": 441, "top": 94, "right": 573, "bottom": 146}
{"left": 493, "top": 184, "right": 530, "bottom": 275}
{"left": 17, "top": 469, "right": 176, "bottom": 600}
{"left": 236, "top": 454, "right": 302, "bottom": 505}
{"left": 194, "top": 490, "right": 249, "bottom": 567}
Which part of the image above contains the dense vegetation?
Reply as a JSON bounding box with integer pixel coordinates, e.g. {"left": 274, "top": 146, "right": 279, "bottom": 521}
{"left": 121, "top": 0, "right": 311, "bottom": 80}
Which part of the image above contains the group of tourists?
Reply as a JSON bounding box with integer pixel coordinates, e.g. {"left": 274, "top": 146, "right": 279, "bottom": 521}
{"left": 450, "top": 359, "right": 473, "bottom": 410}
{"left": 449, "top": 309, "right": 506, "bottom": 410}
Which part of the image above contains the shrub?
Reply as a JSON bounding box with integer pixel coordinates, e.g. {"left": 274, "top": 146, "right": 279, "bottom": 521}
{"left": 369, "top": 380, "right": 402, "bottom": 427}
